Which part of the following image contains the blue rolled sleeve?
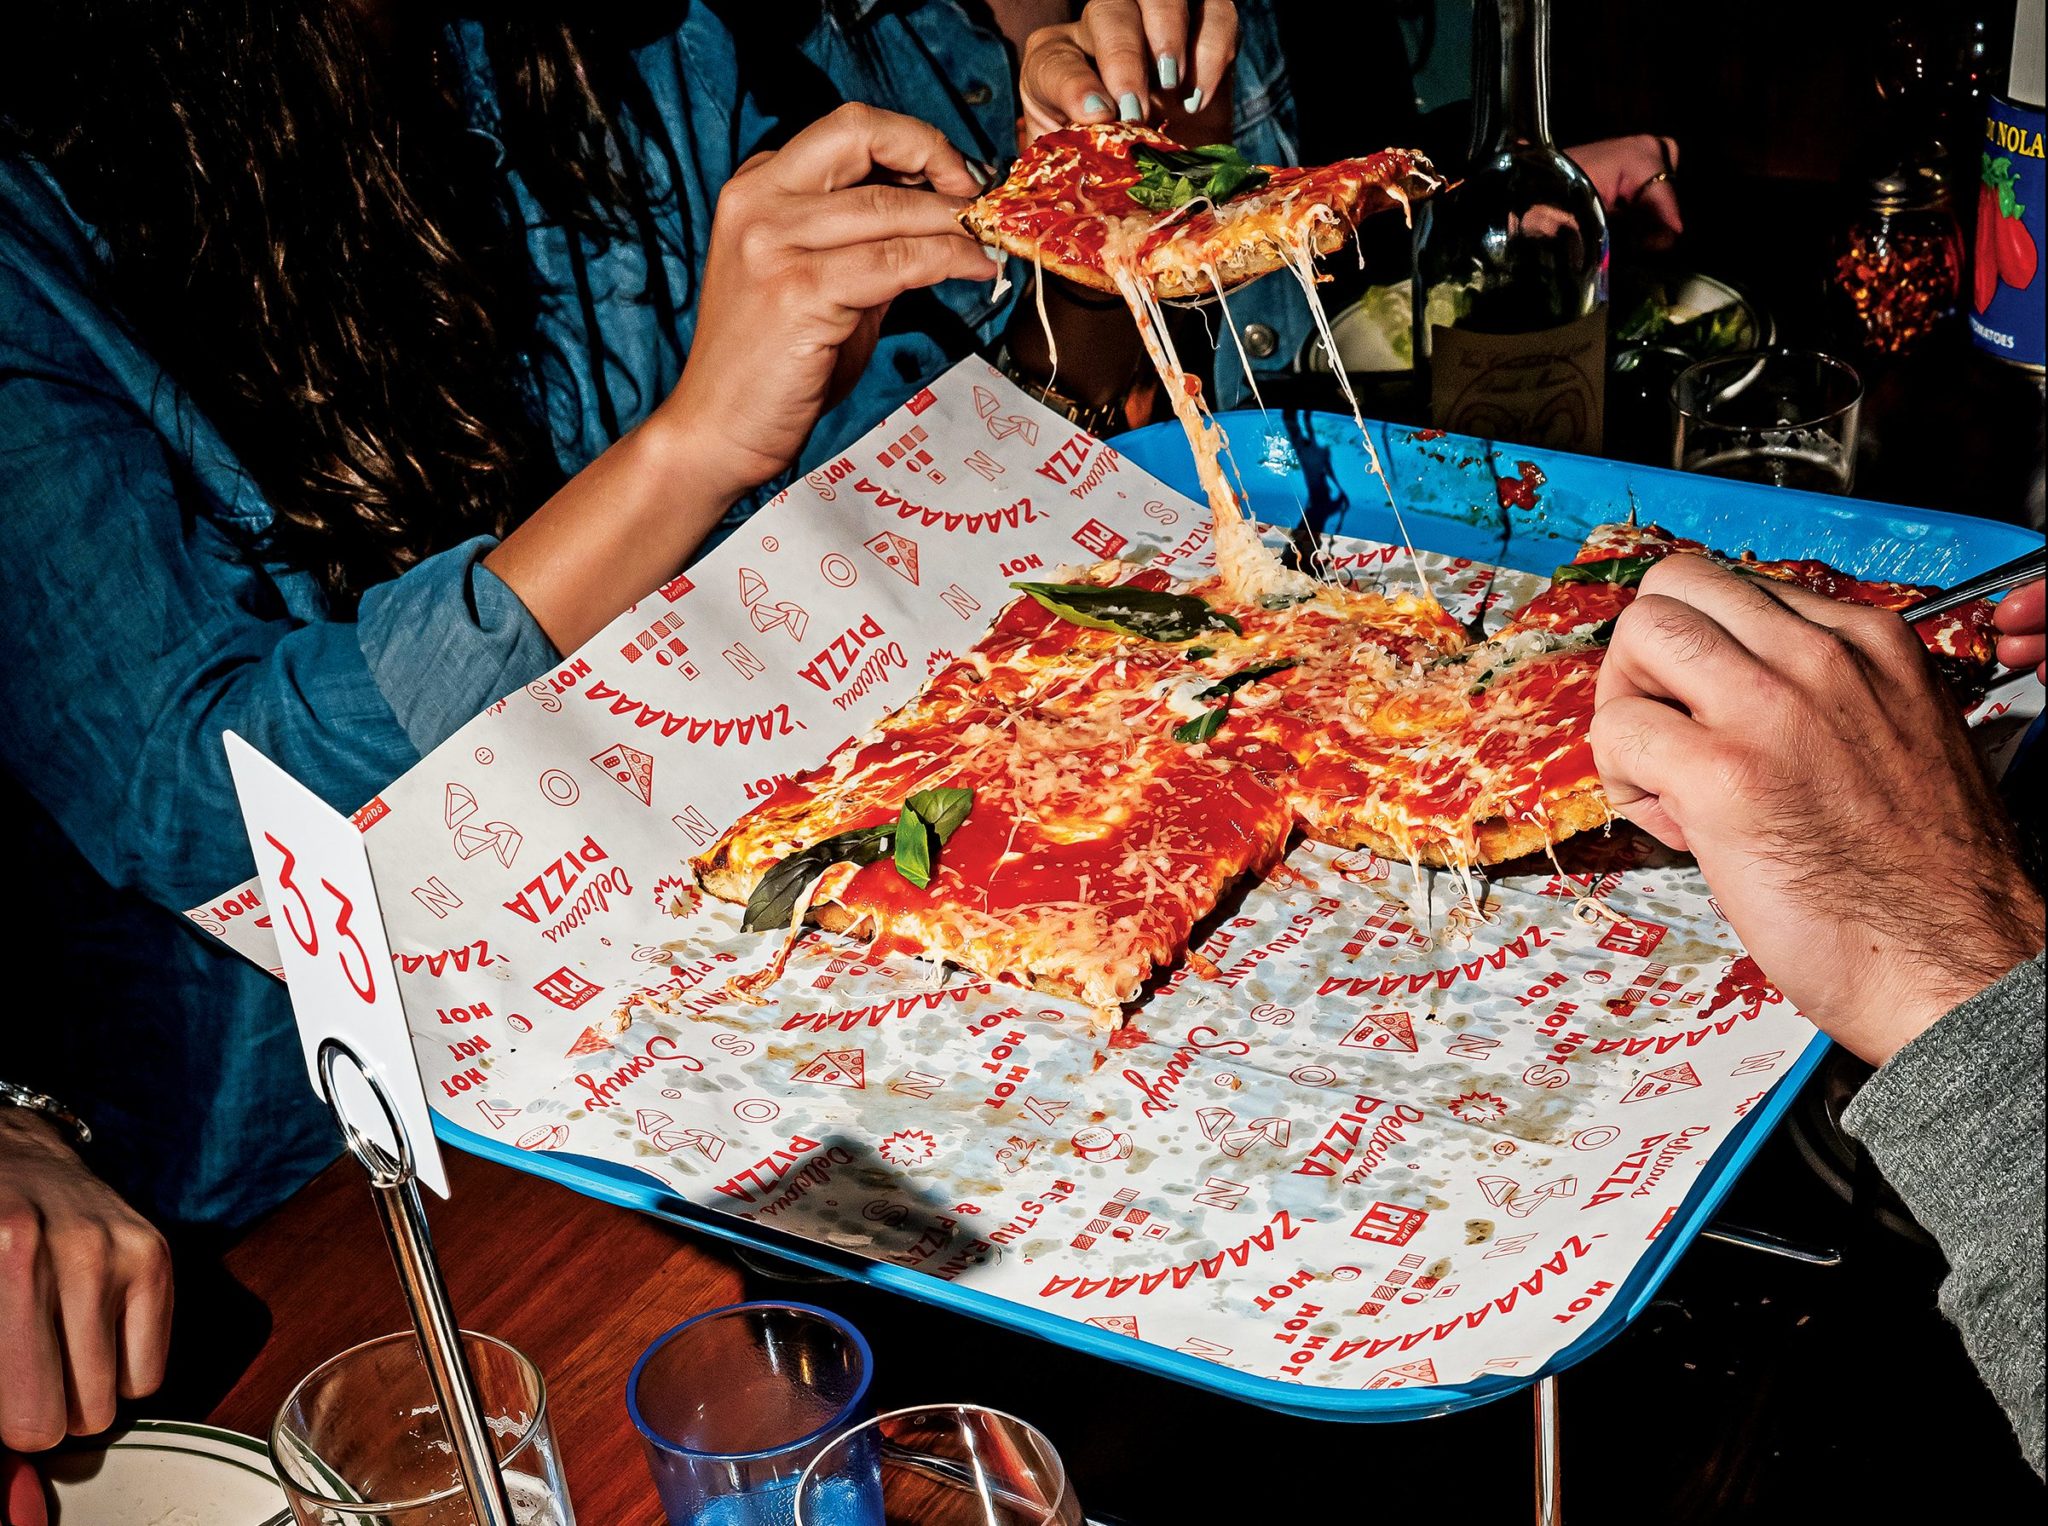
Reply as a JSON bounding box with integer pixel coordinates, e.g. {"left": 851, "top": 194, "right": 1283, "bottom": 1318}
{"left": 358, "top": 540, "right": 559, "bottom": 755}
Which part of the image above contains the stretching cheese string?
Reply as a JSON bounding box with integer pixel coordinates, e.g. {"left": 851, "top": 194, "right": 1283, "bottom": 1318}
{"left": 1032, "top": 251, "right": 1058, "bottom": 391}
{"left": 1283, "top": 226, "right": 1437, "bottom": 611}
{"left": 1106, "top": 256, "right": 1314, "bottom": 605}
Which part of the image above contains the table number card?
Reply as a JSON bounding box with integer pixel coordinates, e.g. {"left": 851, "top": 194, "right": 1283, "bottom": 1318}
{"left": 224, "top": 731, "right": 451, "bottom": 1196}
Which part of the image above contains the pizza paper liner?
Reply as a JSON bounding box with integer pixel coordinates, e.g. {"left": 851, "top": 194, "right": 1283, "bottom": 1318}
{"left": 191, "top": 359, "right": 2044, "bottom": 1400}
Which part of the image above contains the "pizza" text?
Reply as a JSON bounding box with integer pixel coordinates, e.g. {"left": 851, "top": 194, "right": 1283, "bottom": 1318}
{"left": 503, "top": 836, "right": 611, "bottom": 925}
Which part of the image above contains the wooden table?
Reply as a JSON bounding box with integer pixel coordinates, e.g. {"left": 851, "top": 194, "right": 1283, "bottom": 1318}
{"left": 204, "top": 1150, "right": 742, "bottom": 1525}
{"left": 189, "top": 1108, "right": 2048, "bottom": 1523}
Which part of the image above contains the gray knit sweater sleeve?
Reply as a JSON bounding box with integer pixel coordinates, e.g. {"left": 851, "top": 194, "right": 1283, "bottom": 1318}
{"left": 1843, "top": 951, "right": 2046, "bottom": 1478}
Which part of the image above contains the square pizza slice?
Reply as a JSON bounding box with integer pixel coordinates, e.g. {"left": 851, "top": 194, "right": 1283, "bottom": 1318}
{"left": 960, "top": 122, "right": 1442, "bottom": 302}
{"left": 694, "top": 570, "right": 1302, "bottom": 1016}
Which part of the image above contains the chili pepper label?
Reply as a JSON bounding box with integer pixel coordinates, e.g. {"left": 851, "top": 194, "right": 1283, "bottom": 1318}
{"left": 1971, "top": 95, "right": 2045, "bottom": 369}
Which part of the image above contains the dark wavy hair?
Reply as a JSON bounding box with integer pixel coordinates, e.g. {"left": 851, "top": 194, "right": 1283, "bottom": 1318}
{"left": 3, "top": 3, "right": 677, "bottom": 605}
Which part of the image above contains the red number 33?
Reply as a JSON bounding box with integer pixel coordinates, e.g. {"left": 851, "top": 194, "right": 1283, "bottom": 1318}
{"left": 263, "top": 833, "right": 378, "bottom": 1004}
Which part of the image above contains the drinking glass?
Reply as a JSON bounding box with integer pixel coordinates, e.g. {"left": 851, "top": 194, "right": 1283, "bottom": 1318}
{"left": 629, "top": 1302, "right": 874, "bottom": 1525}
{"left": 1670, "top": 349, "right": 1863, "bottom": 495}
{"left": 793, "top": 1405, "right": 1083, "bottom": 1526}
{"left": 269, "top": 1330, "right": 572, "bottom": 1524}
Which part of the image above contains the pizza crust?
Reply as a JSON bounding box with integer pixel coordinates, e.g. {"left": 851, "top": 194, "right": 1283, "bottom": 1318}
{"left": 693, "top": 840, "right": 751, "bottom": 908}
{"left": 807, "top": 899, "right": 1117, "bottom": 1019}
{"left": 963, "top": 188, "right": 1369, "bottom": 301}
{"left": 1303, "top": 783, "right": 1614, "bottom": 869}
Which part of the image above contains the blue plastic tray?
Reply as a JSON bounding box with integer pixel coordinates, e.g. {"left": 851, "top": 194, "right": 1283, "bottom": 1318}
{"left": 430, "top": 413, "right": 2041, "bottom": 1423}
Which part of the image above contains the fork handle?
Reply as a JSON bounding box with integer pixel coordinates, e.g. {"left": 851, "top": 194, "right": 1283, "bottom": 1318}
{"left": 1897, "top": 545, "right": 2047, "bottom": 624}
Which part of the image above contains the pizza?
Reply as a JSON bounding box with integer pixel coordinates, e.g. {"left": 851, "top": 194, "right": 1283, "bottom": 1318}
{"left": 965, "top": 122, "right": 1444, "bottom": 607}
{"left": 696, "top": 523, "right": 2002, "bottom": 1021}
{"left": 1515, "top": 520, "right": 2002, "bottom": 692}
{"left": 959, "top": 122, "right": 1443, "bottom": 303}
{"left": 695, "top": 568, "right": 1304, "bottom": 1010}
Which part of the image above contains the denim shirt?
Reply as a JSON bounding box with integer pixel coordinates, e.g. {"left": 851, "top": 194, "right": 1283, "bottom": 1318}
{"left": 0, "top": 1, "right": 1004, "bottom": 1229}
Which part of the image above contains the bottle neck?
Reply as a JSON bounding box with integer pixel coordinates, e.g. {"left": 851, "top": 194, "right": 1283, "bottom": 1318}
{"left": 1472, "top": 0, "right": 1553, "bottom": 154}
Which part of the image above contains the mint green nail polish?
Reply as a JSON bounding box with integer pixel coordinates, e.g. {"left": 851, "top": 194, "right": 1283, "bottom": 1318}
{"left": 1118, "top": 91, "right": 1143, "bottom": 122}
{"left": 1083, "top": 92, "right": 1109, "bottom": 116}
{"left": 1183, "top": 87, "right": 1204, "bottom": 113}
{"left": 1158, "top": 55, "right": 1179, "bottom": 90}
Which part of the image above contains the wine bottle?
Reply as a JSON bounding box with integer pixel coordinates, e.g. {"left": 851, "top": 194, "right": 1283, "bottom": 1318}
{"left": 1412, "top": 0, "right": 1610, "bottom": 452}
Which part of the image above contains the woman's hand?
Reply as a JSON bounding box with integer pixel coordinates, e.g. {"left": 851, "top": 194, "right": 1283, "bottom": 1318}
{"left": 1566, "top": 134, "right": 1682, "bottom": 250}
{"left": 665, "top": 102, "right": 999, "bottom": 508}
{"left": 1019, "top": 0, "right": 1239, "bottom": 140}
{"left": 491, "top": 103, "right": 996, "bottom": 653}
{"left": 0, "top": 1111, "right": 172, "bottom": 1456}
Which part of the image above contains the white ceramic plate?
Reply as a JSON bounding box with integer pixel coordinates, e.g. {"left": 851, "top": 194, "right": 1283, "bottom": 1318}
{"left": 43, "top": 1419, "right": 288, "bottom": 1525}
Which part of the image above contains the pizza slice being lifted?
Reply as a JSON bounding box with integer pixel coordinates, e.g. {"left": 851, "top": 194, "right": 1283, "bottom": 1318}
{"left": 962, "top": 122, "right": 1445, "bottom": 609}
{"left": 959, "top": 121, "right": 1443, "bottom": 302}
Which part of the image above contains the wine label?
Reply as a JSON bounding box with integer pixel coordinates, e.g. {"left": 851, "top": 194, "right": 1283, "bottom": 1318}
{"left": 1431, "top": 304, "right": 1608, "bottom": 453}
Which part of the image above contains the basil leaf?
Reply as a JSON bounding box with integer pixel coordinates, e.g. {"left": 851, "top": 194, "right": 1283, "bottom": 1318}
{"left": 1127, "top": 174, "right": 1180, "bottom": 212}
{"left": 1207, "top": 160, "right": 1263, "bottom": 203}
{"left": 906, "top": 786, "right": 974, "bottom": 843}
{"left": 893, "top": 805, "right": 933, "bottom": 890}
{"left": 1196, "top": 658, "right": 1296, "bottom": 701}
{"left": 1551, "top": 555, "right": 1659, "bottom": 587}
{"left": 1173, "top": 707, "right": 1229, "bottom": 743}
{"left": 1012, "top": 581, "right": 1242, "bottom": 642}
{"left": 744, "top": 786, "right": 979, "bottom": 924}
{"left": 742, "top": 826, "right": 892, "bottom": 932}
{"left": 1183, "top": 645, "right": 1217, "bottom": 661}
{"left": 1128, "top": 143, "right": 1271, "bottom": 212}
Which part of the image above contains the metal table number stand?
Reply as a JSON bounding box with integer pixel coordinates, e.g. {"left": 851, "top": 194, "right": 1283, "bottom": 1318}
{"left": 319, "top": 1038, "right": 519, "bottom": 1526}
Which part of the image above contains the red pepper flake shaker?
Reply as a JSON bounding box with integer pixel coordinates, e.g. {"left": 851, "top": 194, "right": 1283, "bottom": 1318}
{"left": 1831, "top": 160, "right": 1965, "bottom": 354}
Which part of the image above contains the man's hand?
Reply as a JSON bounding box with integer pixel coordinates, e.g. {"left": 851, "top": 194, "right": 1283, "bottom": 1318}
{"left": 1566, "top": 134, "right": 1681, "bottom": 251}
{"left": 1994, "top": 578, "right": 2045, "bottom": 683}
{"left": 1019, "top": 0, "right": 1239, "bottom": 139}
{"left": 1591, "top": 555, "right": 2044, "bottom": 1065}
{"left": 0, "top": 1111, "right": 172, "bottom": 1453}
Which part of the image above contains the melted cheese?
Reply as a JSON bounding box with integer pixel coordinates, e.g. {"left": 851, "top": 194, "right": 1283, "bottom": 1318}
{"left": 1281, "top": 227, "right": 1436, "bottom": 610}
{"left": 1104, "top": 254, "right": 1314, "bottom": 606}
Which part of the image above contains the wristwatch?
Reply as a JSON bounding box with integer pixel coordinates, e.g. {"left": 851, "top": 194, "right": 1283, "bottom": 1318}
{"left": 994, "top": 343, "right": 1133, "bottom": 439}
{"left": 0, "top": 1078, "right": 93, "bottom": 1149}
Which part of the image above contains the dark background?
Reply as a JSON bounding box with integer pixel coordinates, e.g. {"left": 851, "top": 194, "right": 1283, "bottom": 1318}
{"left": 1280, "top": 0, "right": 2047, "bottom": 529}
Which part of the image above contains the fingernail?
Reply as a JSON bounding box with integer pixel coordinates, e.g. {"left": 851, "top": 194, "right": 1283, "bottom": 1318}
{"left": 1118, "top": 91, "right": 1143, "bottom": 122}
{"left": 1183, "top": 87, "right": 1205, "bottom": 113}
{"left": 1083, "top": 93, "right": 1110, "bottom": 117}
{"left": 1158, "top": 55, "right": 1180, "bottom": 90}
{"left": 966, "top": 158, "right": 994, "bottom": 188}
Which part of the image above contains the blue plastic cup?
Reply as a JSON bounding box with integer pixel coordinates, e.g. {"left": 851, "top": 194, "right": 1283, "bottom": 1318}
{"left": 627, "top": 1302, "right": 877, "bottom": 1526}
